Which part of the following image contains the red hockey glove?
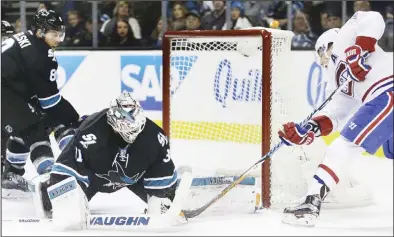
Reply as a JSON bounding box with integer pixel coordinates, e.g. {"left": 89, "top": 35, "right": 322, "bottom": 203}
{"left": 345, "top": 45, "right": 371, "bottom": 82}
{"left": 278, "top": 116, "right": 334, "bottom": 146}
{"left": 278, "top": 122, "right": 315, "bottom": 146}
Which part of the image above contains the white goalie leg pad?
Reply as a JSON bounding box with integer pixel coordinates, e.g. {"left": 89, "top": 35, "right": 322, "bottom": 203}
{"left": 87, "top": 168, "right": 193, "bottom": 231}
{"left": 146, "top": 167, "right": 193, "bottom": 225}
{"left": 31, "top": 173, "right": 51, "bottom": 218}
{"left": 147, "top": 196, "right": 172, "bottom": 215}
{"left": 47, "top": 176, "right": 89, "bottom": 231}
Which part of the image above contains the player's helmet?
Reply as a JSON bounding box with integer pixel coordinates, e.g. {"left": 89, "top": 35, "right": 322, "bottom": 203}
{"left": 32, "top": 9, "right": 65, "bottom": 41}
{"left": 1, "top": 20, "right": 15, "bottom": 41}
{"left": 315, "top": 28, "right": 339, "bottom": 67}
{"left": 107, "top": 92, "right": 147, "bottom": 144}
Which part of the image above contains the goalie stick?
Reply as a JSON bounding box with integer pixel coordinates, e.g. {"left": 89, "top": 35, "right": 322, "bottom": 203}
{"left": 182, "top": 77, "right": 353, "bottom": 219}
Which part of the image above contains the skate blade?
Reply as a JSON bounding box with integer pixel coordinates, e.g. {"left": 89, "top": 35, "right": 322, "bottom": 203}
{"left": 282, "top": 213, "right": 317, "bottom": 227}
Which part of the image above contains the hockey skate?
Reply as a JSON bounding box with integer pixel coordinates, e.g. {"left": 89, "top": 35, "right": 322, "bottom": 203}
{"left": 1, "top": 162, "right": 30, "bottom": 199}
{"left": 282, "top": 194, "right": 322, "bottom": 227}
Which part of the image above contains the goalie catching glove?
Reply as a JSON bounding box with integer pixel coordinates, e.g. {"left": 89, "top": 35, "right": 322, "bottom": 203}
{"left": 278, "top": 115, "right": 334, "bottom": 146}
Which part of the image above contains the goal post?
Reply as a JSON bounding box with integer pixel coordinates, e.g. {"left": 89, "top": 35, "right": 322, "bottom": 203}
{"left": 162, "top": 29, "right": 280, "bottom": 208}
{"left": 161, "top": 28, "right": 372, "bottom": 213}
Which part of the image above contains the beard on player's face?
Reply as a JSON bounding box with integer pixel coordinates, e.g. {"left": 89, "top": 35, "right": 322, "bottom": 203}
{"left": 37, "top": 29, "right": 64, "bottom": 48}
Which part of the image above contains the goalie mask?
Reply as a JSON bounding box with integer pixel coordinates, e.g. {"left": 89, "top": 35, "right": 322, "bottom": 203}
{"left": 315, "top": 28, "right": 339, "bottom": 68}
{"left": 107, "top": 92, "right": 146, "bottom": 144}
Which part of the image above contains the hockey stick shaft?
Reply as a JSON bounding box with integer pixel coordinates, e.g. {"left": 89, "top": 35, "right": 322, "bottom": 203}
{"left": 183, "top": 78, "right": 352, "bottom": 219}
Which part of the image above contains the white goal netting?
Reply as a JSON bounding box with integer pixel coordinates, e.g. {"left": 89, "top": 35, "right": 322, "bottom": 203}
{"left": 164, "top": 28, "right": 372, "bottom": 214}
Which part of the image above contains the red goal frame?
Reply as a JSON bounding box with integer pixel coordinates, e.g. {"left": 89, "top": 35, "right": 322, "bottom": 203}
{"left": 162, "top": 29, "right": 274, "bottom": 208}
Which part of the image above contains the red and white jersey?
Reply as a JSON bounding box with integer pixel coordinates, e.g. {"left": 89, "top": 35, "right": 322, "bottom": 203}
{"left": 321, "top": 11, "right": 393, "bottom": 130}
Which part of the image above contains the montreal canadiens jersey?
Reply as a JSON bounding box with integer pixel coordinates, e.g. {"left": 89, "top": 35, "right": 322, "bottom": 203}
{"left": 321, "top": 11, "right": 393, "bottom": 130}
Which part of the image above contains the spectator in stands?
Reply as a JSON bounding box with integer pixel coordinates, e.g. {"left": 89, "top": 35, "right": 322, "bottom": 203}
{"left": 99, "top": 1, "right": 117, "bottom": 19}
{"left": 100, "top": 1, "right": 142, "bottom": 40}
{"left": 170, "top": 2, "right": 188, "bottom": 31}
{"left": 222, "top": 1, "right": 252, "bottom": 30}
{"left": 63, "top": 10, "right": 89, "bottom": 47}
{"left": 105, "top": 19, "right": 140, "bottom": 47}
{"left": 82, "top": 18, "right": 93, "bottom": 46}
{"left": 291, "top": 11, "right": 317, "bottom": 49}
{"left": 185, "top": 10, "right": 202, "bottom": 30}
{"left": 264, "top": 1, "right": 305, "bottom": 30}
{"left": 184, "top": 1, "right": 212, "bottom": 17}
{"left": 243, "top": 1, "right": 271, "bottom": 26}
{"left": 353, "top": 1, "right": 371, "bottom": 13}
{"left": 14, "top": 19, "right": 21, "bottom": 33}
{"left": 130, "top": 2, "right": 162, "bottom": 40}
{"left": 37, "top": 2, "right": 53, "bottom": 11}
{"left": 148, "top": 17, "right": 167, "bottom": 47}
{"left": 320, "top": 11, "right": 329, "bottom": 31}
{"left": 201, "top": 0, "right": 226, "bottom": 30}
{"left": 379, "top": 6, "right": 394, "bottom": 51}
{"left": 326, "top": 9, "right": 342, "bottom": 29}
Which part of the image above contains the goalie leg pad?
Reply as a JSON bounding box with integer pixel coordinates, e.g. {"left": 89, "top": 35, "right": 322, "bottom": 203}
{"left": 146, "top": 168, "right": 193, "bottom": 225}
{"left": 47, "top": 176, "right": 89, "bottom": 230}
{"left": 31, "top": 173, "right": 52, "bottom": 218}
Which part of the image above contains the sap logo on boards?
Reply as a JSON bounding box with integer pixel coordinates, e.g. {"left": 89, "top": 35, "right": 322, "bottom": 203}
{"left": 56, "top": 55, "right": 86, "bottom": 89}
{"left": 121, "top": 55, "right": 198, "bottom": 111}
{"left": 214, "top": 59, "right": 262, "bottom": 108}
{"left": 90, "top": 216, "right": 150, "bottom": 226}
{"left": 121, "top": 56, "right": 163, "bottom": 111}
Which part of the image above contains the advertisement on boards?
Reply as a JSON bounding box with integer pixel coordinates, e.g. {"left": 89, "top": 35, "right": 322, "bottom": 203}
{"left": 120, "top": 55, "right": 163, "bottom": 111}
{"left": 54, "top": 50, "right": 392, "bottom": 157}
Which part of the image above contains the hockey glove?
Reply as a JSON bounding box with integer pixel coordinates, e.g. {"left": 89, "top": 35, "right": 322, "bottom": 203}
{"left": 345, "top": 45, "right": 371, "bottom": 82}
{"left": 278, "top": 116, "right": 334, "bottom": 146}
{"left": 344, "top": 35, "right": 378, "bottom": 82}
{"left": 278, "top": 122, "right": 315, "bottom": 146}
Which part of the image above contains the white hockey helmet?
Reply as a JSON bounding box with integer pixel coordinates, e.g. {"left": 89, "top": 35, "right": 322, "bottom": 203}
{"left": 107, "top": 92, "right": 146, "bottom": 144}
{"left": 315, "top": 28, "right": 339, "bottom": 67}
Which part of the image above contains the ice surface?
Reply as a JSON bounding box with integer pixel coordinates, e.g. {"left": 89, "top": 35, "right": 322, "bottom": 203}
{"left": 2, "top": 151, "right": 392, "bottom": 236}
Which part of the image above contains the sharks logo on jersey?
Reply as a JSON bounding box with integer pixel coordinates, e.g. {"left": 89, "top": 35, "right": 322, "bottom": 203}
{"left": 95, "top": 147, "right": 145, "bottom": 189}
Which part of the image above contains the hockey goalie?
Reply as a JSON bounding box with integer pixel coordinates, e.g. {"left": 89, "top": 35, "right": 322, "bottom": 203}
{"left": 279, "top": 11, "right": 393, "bottom": 226}
{"left": 31, "top": 92, "right": 190, "bottom": 230}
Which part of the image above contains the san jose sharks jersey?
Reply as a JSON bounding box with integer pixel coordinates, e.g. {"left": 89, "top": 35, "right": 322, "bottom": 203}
{"left": 1, "top": 31, "right": 79, "bottom": 125}
{"left": 50, "top": 109, "right": 177, "bottom": 200}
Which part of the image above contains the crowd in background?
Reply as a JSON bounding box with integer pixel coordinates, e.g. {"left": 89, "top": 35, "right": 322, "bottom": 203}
{"left": 1, "top": 0, "right": 393, "bottom": 51}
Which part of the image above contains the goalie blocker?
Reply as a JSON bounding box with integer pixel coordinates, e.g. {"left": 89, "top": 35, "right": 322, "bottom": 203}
{"left": 32, "top": 92, "right": 188, "bottom": 230}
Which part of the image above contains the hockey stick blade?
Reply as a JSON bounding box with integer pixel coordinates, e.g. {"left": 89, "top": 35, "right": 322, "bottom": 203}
{"left": 182, "top": 78, "right": 352, "bottom": 219}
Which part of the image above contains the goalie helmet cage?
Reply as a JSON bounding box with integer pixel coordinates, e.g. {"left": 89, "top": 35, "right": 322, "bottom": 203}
{"left": 161, "top": 29, "right": 371, "bottom": 210}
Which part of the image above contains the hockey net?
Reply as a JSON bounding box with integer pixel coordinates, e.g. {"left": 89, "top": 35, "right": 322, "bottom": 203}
{"left": 162, "top": 28, "right": 372, "bottom": 215}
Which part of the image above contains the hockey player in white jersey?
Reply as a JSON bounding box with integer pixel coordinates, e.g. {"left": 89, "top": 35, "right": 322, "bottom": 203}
{"left": 278, "top": 11, "right": 393, "bottom": 226}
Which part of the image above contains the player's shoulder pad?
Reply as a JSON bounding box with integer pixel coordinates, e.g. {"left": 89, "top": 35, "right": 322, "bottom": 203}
{"left": 14, "top": 32, "right": 41, "bottom": 65}
{"left": 143, "top": 118, "right": 169, "bottom": 148}
{"left": 74, "top": 109, "right": 109, "bottom": 149}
